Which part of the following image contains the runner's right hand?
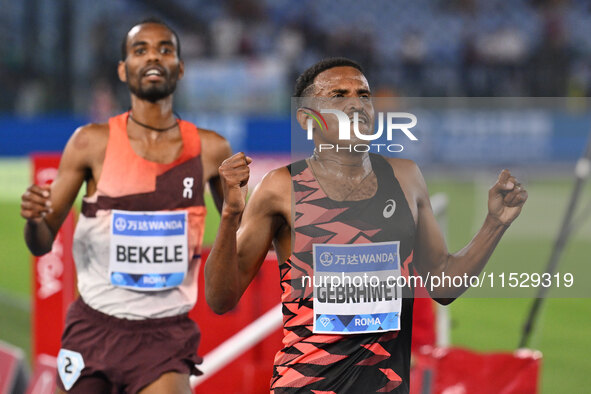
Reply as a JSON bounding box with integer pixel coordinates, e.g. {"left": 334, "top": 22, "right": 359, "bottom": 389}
{"left": 20, "top": 184, "right": 52, "bottom": 222}
{"left": 218, "top": 152, "right": 252, "bottom": 216}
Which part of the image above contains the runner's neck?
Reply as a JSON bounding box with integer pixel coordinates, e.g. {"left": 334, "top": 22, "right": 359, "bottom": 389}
{"left": 311, "top": 148, "right": 372, "bottom": 177}
{"left": 129, "top": 95, "right": 176, "bottom": 131}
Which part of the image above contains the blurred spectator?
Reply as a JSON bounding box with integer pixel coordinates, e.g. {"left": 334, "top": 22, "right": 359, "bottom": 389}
{"left": 460, "top": 28, "right": 483, "bottom": 96}
{"left": 89, "top": 79, "right": 116, "bottom": 123}
{"left": 211, "top": 17, "right": 245, "bottom": 58}
{"left": 2, "top": 0, "right": 590, "bottom": 115}
{"left": 476, "top": 26, "right": 528, "bottom": 95}
{"left": 276, "top": 25, "right": 304, "bottom": 63}
{"left": 324, "top": 27, "right": 376, "bottom": 82}
{"left": 15, "top": 79, "right": 46, "bottom": 117}
{"left": 400, "top": 30, "right": 427, "bottom": 96}
{"left": 529, "top": 8, "right": 570, "bottom": 96}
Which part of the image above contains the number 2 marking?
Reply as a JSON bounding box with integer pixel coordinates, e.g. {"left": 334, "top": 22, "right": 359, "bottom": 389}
{"left": 64, "top": 357, "right": 72, "bottom": 374}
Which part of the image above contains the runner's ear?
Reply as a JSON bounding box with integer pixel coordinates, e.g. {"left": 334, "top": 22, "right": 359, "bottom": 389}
{"left": 296, "top": 108, "right": 310, "bottom": 131}
{"left": 117, "top": 61, "right": 127, "bottom": 83}
{"left": 177, "top": 60, "right": 184, "bottom": 81}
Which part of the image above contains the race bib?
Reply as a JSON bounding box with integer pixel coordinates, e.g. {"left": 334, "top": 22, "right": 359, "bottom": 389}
{"left": 57, "top": 349, "right": 84, "bottom": 391}
{"left": 109, "top": 210, "right": 188, "bottom": 291}
{"left": 312, "top": 241, "right": 402, "bottom": 334}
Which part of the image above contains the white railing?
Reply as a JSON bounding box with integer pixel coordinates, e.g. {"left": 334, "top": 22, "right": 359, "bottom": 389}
{"left": 431, "top": 193, "right": 451, "bottom": 347}
{"left": 190, "top": 304, "right": 282, "bottom": 388}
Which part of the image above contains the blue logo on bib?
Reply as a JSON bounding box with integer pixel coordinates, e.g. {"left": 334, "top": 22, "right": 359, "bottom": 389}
{"left": 314, "top": 243, "right": 399, "bottom": 273}
{"left": 315, "top": 312, "right": 399, "bottom": 333}
{"left": 112, "top": 212, "right": 185, "bottom": 236}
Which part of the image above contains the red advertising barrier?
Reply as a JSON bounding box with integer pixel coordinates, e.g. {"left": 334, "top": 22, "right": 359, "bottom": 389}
{"left": 31, "top": 154, "right": 77, "bottom": 360}
{"left": 190, "top": 250, "right": 283, "bottom": 393}
{"left": 0, "top": 340, "right": 28, "bottom": 394}
{"left": 410, "top": 346, "right": 541, "bottom": 394}
{"left": 25, "top": 355, "right": 57, "bottom": 394}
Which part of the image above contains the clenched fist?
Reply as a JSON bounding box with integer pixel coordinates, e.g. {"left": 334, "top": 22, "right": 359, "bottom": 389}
{"left": 488, "top": 169, "right": 528, "bottom": 226}
{"left": 20, "top": 184, "right": 53, "bottom": 223}
{"left": 219, "top": 152, "right": 252, "bottom": 216}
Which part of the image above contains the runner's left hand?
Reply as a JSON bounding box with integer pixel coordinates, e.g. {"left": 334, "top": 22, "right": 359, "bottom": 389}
{"left": 487, "top": 169, "right": 528, "bottom": 226}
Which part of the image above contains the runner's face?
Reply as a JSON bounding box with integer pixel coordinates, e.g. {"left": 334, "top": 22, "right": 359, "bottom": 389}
{"left": 310, "top": 66, "right": 375, "bottom": 143}
{"left": 120, "top": 23, "right": 183, "bottom": 102}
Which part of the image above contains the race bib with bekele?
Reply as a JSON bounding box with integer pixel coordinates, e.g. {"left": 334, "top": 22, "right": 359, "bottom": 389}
{"left": 312, "top": 241, "right": 402, "bottom": 334}
{"left": 109, "top": 210, "right": 188, "bottom": 291}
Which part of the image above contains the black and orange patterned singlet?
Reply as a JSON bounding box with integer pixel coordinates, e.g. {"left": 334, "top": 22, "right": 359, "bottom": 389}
{"left": 271, "top": 153, "right": 417, "bottom": 393}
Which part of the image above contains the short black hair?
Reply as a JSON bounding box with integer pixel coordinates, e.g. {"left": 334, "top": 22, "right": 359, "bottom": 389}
{"left": 120, "top": 17, "right": 181, "bottom": 61}
{"left": 293, "top": 57, "right": 363, "bottom": 97}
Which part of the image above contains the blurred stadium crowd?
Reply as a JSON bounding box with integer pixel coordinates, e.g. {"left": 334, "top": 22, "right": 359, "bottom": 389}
{"left": 1, "top": 0, "right": 590, "bottom": 118}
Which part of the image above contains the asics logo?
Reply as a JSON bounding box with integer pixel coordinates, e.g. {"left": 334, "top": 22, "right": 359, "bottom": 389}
{"left": 383, "top": 199, "right": 396, "bottom": 218}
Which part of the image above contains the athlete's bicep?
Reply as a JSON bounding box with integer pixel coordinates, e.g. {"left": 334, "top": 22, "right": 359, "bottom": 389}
{"left": 235, "top": 190, "right": 278, "bottom": 286}
{"left": 43, "top": 127, "right": 94, "bottom": 233}
{"left": 235, "top": 170, "right": 289, "bottom": 290}
{"left": 210, "top": 138, "right": 233, "bottom": 214}
{"left": 209, "top": 175, "right": 224, "bottom": 214}
{"left": 202, "top": 129, "right": 232, "bottom": 214}
{"left": 412, "top": 167, "right": 449, "bottom": 278}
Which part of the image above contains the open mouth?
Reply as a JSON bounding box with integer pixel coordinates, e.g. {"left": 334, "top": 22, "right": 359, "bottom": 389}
{"left": 142, "top": 66, "right": 165, "bottom": 81}
{"left": 349, "top": 113, "right": 369, "bottom": 125}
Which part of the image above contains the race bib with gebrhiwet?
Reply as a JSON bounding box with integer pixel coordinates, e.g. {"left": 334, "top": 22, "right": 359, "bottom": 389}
{"left": 109, "top": 210, "right": 188, "bottom": 291}
{"left": 312, "top": 241, "right": 402, "bottom": 334}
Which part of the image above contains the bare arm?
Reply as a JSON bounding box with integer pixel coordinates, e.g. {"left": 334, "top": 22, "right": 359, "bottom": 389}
{"left": 205, "top": 154, "right": 289, "bottom": 314}
{"left": 209, "top": 176, "right": 225, "bottom": 214}
{"left": 199, "top": 129, "right": 232, "bottom": 214}
{"left": 412, "top": 165, "right": 528, "bottom": 304}
{"left": 21, "top": 125, "right": 102, "bottom": 255}
{"left": 21, "top": 184, "right": 55, "bottom": 256}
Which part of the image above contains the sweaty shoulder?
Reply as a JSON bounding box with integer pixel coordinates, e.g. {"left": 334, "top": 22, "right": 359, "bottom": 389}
{"left": 258, "top": 166, "right": 291, "bottom": 196}
{"left": 196, "top": 128, "right": 232, "bottom": 184}
{"left": 66, "top": 122, "right": 109, "bottom": 167}
{"left": 250, "top": 166, "right": 291, "bottom": 216}
{"left": 383, "top": 156, "right": 429, "bottom": 207}
{"left": 199, "top": 128, "right": 231, "bottom": 163}
{"left": 71, "top": 122, "right": 109, "bottom": 149}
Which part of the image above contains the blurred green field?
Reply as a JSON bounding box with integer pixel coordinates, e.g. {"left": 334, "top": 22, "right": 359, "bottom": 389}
{"left": 427, "top": 178, "right": 591, "bottom": 392}
{"left": 1, "top": 159, "right": 590, "bottom": 392}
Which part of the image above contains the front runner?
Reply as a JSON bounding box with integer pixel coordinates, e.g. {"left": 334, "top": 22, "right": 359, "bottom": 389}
{"left": 205, "top": 57, "right": 528, "bottom": 392}
{"left": 20, "top": 19, "right": 231, "bottom": 393}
